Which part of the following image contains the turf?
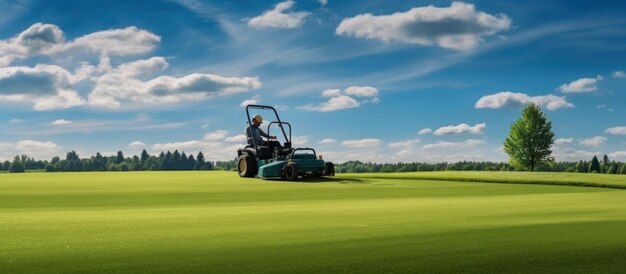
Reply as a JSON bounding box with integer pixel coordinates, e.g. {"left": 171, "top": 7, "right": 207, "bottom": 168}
{"left": 339, "top": 171, "right": 626, "bottom": 189}
{"left": 1, "top": 171, "right": 625, "bottom": 273}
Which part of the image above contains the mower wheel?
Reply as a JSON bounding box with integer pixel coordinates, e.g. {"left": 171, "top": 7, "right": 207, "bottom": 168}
{"left": 237, "top": 154, "right": 257, "bottom": 177}
{"left": 285, "top": 164, "right": 299, "bottom": 180}
{"left": 324, "top": 162, "right": 335, "bottom": 176}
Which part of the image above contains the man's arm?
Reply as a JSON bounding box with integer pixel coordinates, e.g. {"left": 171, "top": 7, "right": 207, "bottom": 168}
{"left": 245, "top": 127, "right": 254, "bottom": 145}
{"left": 259, "top": 128, "right": 275, "bottom": 139}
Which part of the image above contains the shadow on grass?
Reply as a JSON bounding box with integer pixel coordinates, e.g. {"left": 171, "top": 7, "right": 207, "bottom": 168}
{"left": 264, "top": 177, "right": 368, "bottom": 184}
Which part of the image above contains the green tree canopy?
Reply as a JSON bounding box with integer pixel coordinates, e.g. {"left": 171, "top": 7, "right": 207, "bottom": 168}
{"left": 503, "top": 104, "right": 555, "bottom": 171}
{"left": 589, "top": 156, "right": 601, "bottom": 173}
{"left": 9, "top": 155, "right": 26, "bottom": 173}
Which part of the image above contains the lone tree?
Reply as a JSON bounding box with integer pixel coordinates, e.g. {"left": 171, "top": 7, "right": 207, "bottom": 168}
{"left": 503, "top": 104, "right": 555, "bottom": 171}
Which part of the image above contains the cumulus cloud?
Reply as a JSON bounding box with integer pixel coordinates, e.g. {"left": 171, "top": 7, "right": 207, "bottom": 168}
{"left": 225, "top": 134, "right": 247, "bottom": 143}
{"left": 552, "top": 147, "right": 598, "bottom": 162}
{"left": 557, "top": 75, "right": 603, "bottom": 93}
{"left": 51, "top": 119, "right": 72, "bottom": 125}
{"left": 579, "top": 136, "right": 607, "bottom": 147}
{"left": 0, "top": 64, "right": 86, "bottom": 110}
{"left": 319, "top": 138, "right": 337, "bottom": 144}
{"left": 418, "top": 128, "right": 432, "bottom": 135}
{"left": 613, "top": 71, "right": 625, "bottom": 78}
{"left": 344, "top": 86, "right": 379, "bottom": 98}
{"left": 342, "top": 138, "right": 382, "bottom": 148}
{"left": 292, "top": 135, "right": 309, "bottom": 146}
{"left": 240, "top": 95, "right": 260, "bottom": 107}
{"left": 335, "top": 1, "right": 511, "bottom": 50}
{"left": 433, "top": 123, "right": 486, "bottom": 135}
{"left": 322, "top": 88, "right": 342, "bottom": 97}
{"left": 554, "top": 138, "right": 574, "bottom": 145}
{"left": 300, "top": 95, "right": 359, "bottom": 112}
{"left": 605, "top": 126, "right": 626, "bottom": 135}
{"left": 609, "top": 151, "right": 626, "bottom": 160}
{"left": 248, "top": 1, "right": 311, "bottom": 29}
{"left": 475, "top": 91, "right": 574, "bottom": 111}
{"left": 0, "top": 23, "right": 160, "bottom": 67}
{"left": 423, "top": 139, "right": 484, "bottom": 149}
{"left": 64, "top": 26, "right": 160, "bottom": 56}
{"left": 299, "top": 86, "right": 379, "bottom": 112}
{"left": 128, "top": 141, "right": 146, "bottom": 149}
{"left": 318, "top": 0, "right": 328, "bottom": 6}
{"left": 1, "top": 24, "right": 258, "bottom": 110}
{"left": 88, "top": 57, "right": 262, "bottom": 108}
{"left": 0, "top": 140, "right": 60, "bottom": 161}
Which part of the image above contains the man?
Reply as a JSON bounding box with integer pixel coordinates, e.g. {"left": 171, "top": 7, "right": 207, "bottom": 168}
{"left": 246, "top": 114, "right": 281, "bottom": 149}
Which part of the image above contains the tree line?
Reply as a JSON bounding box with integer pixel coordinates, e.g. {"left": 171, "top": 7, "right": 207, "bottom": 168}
{"left": 0, "top": 150, "right": 236, "bottom": 173}
{"left": 334, "top": 154, "right": 626, "bottom": 174}
{"left": 1, "top": 152, "right": 624, "bottom": 174}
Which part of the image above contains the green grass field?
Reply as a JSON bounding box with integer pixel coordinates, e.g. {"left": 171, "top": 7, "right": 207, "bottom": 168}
{"left": 1, "top": 171, "right": 626, "bottom": 273}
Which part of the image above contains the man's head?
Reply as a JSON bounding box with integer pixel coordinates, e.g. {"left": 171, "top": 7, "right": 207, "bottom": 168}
{"left": 252, "top": 114, "right": 263, "bottom": 126}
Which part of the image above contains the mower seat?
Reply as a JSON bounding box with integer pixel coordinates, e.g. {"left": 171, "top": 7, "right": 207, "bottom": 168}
{"left": 245, "top": 146, "right": 273, "bottom": 160}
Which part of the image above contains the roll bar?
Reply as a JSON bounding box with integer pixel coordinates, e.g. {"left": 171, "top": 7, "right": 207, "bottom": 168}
{"left": 245, "top": 104, "right": 290, "bottom": 156}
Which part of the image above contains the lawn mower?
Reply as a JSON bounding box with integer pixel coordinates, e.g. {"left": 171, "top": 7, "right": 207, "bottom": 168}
{"left": 236, "top": 104, "right": 335, "bottom": 180}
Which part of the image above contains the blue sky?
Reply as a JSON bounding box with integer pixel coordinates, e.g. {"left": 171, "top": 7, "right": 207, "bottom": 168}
{"left": 0, "top": 0, "right": 625, "bottom": 162}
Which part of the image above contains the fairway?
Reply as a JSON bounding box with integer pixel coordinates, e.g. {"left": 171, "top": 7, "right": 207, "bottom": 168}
{"left": 1, "top": 171, "right": 626, "bottom": 273}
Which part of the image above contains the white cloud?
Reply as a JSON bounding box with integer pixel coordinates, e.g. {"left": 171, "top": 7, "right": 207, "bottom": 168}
{"left": 0, "top": 140, "right": 60, "bottom": 161}
{"left": 89, "top": 57, "right": 262, "bottom": 108}
{"left": 203, "top": 130, "right": 229, "bottom": 141}
{"left": 0, "top": 23, "right": 160, "bottom": 67}
{"left": 318, "top": 0, "right": 328, "bottom": 6}
{"left": 597, "top": 104, "right": 614, "bottom": 112}
{"left": 433, "top": 123, "right": 486, "bottom": 135}
{"left": 423, "top": 139, "right": 484, "bottom": 149}
{"left": 557, "top": 75, "right": 603, "bottom": 93}
{"left": 388, "top": 139, "right": 421, "bottom": 149}
{"left": 554, "top": 138, "right": 574, "bottom": 145}
{"left": 300, "top": 95, "right": 360, "bottom": 112}
{"left": 335, "top": 1, "right": 511, "bottom": 51}
{"left": 0, "top": 24, "right": 258, "bottom": 110}
{"left": 475, "top": 91, "right": 574, "bottom": 111}
{"left": 51, "top": 119, "right": 72, "bottom": 125}
{"left": 248, "top": 1, "right": 311, "bottom": 29}
{"left": 128, "top": 141, "right": 146, "bottom": 149}
{"left": 613, "top": 71, "right": 625, "bottom": 78}
{"left": 605, "top": 126, "right": 626, "bottom": 135}
{"left": 418, "top": 128, "right": 432, "bottom": 135}
{"left": 292, "top": 135, "right": 309, "bottom": 146}
{"left": 240, "top": 95, "right": 260, "bottom": 107}
{"left": 319, "top": 138, "right": 337, "bottom": 144}
{"left": 300, "top": 86, "right": 379, "bottom": 112}
{"left": 552, "top": 147, "right": 597, "bottom": 162}
{"left": 0, "top": 64, "right": 87, "bottom": 110}
{"left": 344, "top": 86, "right": 379, "bottom": 97}
{"left": 342, "top": 138, "right": 382, "bottom": 148}
{"left": 225, "top": 134, "right": 247, "bottom": 143}
{"left": 579, "top": 136, "right": 607, "bottom": 147}
{"left": 150, "top": 137, "right": 243, "bottom": 161}
{"left": 608, "top": 151, "right": 626, "bottom": 160}
{"left": 322, "top": 88, "right": 342, "bottom": 97}
{"left": 64, "top": 26, "right": 160, "bottom": 56}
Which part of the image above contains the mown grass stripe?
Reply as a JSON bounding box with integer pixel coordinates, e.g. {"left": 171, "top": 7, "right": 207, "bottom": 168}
{"left": 338, "top": 172, "right": 626, "bottom": 190}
